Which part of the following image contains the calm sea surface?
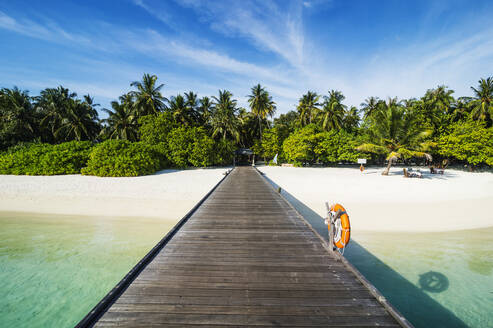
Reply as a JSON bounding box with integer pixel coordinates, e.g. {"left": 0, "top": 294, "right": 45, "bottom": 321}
{"left": 277, "top": 185, "right": 493, "bottom": 328}
{"left": 0, "top": 212, "right": 175, "bottom": 328}
{"left": 345, "top": 228, "right": 493, "bottom": 328}
{"left": 1, "top": 206, "right": 492, "bottom": 328}
{"left": 270, "top": 181, "right": 493, "bottom": 328}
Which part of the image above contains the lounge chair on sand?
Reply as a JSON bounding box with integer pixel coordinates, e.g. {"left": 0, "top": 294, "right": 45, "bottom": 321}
{"left": 403, "top": 168, "right": 422, "bottom": 178}
{"left": 430, "top": 166, "right": 445, "bottom": 174}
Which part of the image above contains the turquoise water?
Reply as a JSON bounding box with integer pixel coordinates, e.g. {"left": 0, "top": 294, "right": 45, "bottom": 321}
{"left": 0, "top": 212, "right": 175, "bottom": 328}
{"left": 345, "top": 229, "right": 493, "bottom": 328}
{"left": 1, "top": 204, "right": 492, "bottom": 327}
{"left": 262, "top": 176, "right": 493, "bottom": 328}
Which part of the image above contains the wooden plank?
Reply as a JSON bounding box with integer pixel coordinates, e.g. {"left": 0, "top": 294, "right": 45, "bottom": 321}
{"left": 113, "top": 295, "right": 382, "bottom": 307}
{"left": 97, "top": 312, "right": 399, "bottom": 326}
{"left": 86, "top": 167, "right": 408, "bottom": 327}
{"left": 107, "top": 304, "right": 389, "bottom": 316}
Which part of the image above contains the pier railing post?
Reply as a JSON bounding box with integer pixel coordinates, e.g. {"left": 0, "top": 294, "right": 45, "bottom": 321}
{"left": 325, "top": 202, "right": 335, "bottom": 253}
{"left": 329, "top": 220, "right": 335, "bottom": 252}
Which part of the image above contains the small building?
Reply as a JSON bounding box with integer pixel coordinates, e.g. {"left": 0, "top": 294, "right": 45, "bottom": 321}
{"left": 234, "top": 148, "right": 255, "bottom": 166}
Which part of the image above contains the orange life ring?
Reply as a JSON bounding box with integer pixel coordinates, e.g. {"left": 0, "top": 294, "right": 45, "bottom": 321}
{"left": 329, "top": 204, "right": 351, "bottom": 249}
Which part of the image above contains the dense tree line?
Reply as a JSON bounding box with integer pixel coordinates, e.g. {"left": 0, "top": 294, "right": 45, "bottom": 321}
{"left": 0, "top": 74, "right": 491, "bottom": 176}
{"left": 262, "top": 77, "right": 492, "bottom": 172}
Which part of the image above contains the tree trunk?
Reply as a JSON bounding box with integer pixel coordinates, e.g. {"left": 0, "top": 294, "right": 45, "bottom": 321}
{"left": 258, "top": 116, "right": 263, "bottom": 142}
{"left": 382, "top": 159, "right": 393, "bottom": 175}
{"left": 259, "top": 116, "right": 266, "bottom": 163}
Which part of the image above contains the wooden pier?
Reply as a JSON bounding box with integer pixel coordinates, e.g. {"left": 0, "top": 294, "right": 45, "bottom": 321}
{"left": 78, "top": 166, "right": 411, "bottom": 327}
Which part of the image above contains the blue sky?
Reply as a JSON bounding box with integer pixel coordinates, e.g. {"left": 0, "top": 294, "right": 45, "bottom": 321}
{"left": 1, "top": 0, "right": 492, "bottom": 116}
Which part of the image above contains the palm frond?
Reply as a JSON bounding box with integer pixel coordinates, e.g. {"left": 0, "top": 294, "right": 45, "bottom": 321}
{"left": 386, "top": 151, "right": 401, "bottom": 162}
{"left": 356, "top": 143, "right": 387, "bottom": 154}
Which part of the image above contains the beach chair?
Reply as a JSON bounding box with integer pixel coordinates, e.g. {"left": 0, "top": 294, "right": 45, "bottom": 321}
{"left": 430, "top": 166, "right": 445, "bottom": 175}
{"left": 404, "top": 168, "right": 422, "bottom": 178}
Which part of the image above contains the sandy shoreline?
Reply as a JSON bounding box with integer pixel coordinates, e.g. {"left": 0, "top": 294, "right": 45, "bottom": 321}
{"left": 258, "top": 166, "right": 493, "bottom": 232}
{"left": 0, "top": 168, "right": 226, "bottom": 220}
{"left": 1, "top": 166, "right": 492, "bottom": 232}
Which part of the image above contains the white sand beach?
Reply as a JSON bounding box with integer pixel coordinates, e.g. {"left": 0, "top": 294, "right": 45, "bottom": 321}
{"left": 258, "top": 166, "right": 493, "bottom": 232}
{"left": 0, "top": 168, "right": 226, "bottom": 220}
{"left": 1, "top": 166, "right": 492, "bottom": 232}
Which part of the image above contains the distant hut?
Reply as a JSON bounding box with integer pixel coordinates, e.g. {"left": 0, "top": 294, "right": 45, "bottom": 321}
{"left": 234, "top": 148, "right": 255, "bottom": 166}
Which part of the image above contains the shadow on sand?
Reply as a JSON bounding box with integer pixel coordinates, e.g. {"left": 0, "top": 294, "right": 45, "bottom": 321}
{"left": 262, "top": 174, "right": 468, "bottom": 328}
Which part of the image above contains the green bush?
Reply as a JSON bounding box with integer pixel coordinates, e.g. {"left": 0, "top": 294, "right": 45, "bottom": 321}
{"left": 315, "top": 130, "right": 365, "bottom": 164}
{"left": 282, "top": 125, "right": 366, "bottom": 165}
{"left": 0, "top": 141, "right": 93, "bottom": 175}
{"left": 282, "top": 125, "right": 321, "bottom": 165}
{"left": 438, "top": 120, "right": 493, "bottom": 166}
{"left": 190, "top": 135, "right": 215, "bottom": 167}
{"left": 167, "top": 127, "right": 194, "bottom": 167}
{"left": 213, "top": 139, "right": 235, "bottom": 166}
{"left": 167, "top": 127, "right": 218, "bottom": 167}
{"left": 261, "top": 128, "right": 282, "bottom": 160}
{"left": 82, "top": 140, "right": 161, "bottom": 177}
{"left": 139, "top": 112, "right": 177, "bottom": 145}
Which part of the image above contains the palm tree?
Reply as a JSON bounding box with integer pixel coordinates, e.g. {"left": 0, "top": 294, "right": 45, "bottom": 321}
{"left": 0, "top": 87, "right": 37, "bottom": 148}
{"left": 169, "top": 94, "right": 193, "bottom": 126}
{"left": 343, "top": 106, "right": 360, "bottom": 133}
{"left": 237, "top": 108, "right": 259, "bottom": 148}
{"left": 247, "top": 84, "right": 276, "bottom": 141}
{"left": 35, "top": 86, "right": 78, "bottom": 143}
{"left": 449, "top": 97, "right": 472, "bottom": 122}
{"left": 83, "top": 94, "right": 100, "bottom": 109}
{"left": 424, "top": 86, "right": 454, "bottom": 110}
{"left": 184, "top": 91, "right": 200, "bottom": 124}
{"left": 321, "top": 90, "right": 345, "bottom": 131}
{"left": 470, "top": 77, "right": 493, "bottom": 125}
{"left": 55, "top": 99, "right": 100, "bottom": 141}
{"left": 197, "top": 96, "right": 213, "bottom": 126}
{"left": 357, "top": 97, "right": 432, "bottom": 175}
{"left": 211, "top": 90, "right": 240, "bottom": 142}
{"left": 360, "top": 96, "right": 381, "bottom": 119}
{"left": 130, "top": 73, "right": 167, "bottom": 116}
{"left": 101, "top": 93, "right": 139, "bottom": 141}
{"left": 297, "top": 91, "right": 320, "bottom": 126}
{"left": 184, "top": 91, "right": 198, "bottom": 108}
{"left": 421, "top": 85, "right": 455, "bottom": 131}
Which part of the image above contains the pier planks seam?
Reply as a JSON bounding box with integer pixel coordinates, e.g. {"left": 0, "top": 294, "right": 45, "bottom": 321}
{"left": 78, "top": 166, "right": 411, "bottom": 327}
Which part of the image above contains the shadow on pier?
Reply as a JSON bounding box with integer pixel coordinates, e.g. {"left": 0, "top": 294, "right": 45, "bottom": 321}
{"left": 262, "top": 174, "right": 468, "bottom": 328}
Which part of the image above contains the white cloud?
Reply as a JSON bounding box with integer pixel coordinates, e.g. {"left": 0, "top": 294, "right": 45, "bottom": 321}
{"left": 1, "top": 3, "right": 492, "bottom": 116}
{"left": 0, "top": 10, "right": 90, "bottom": 44}
{"left": 132, "top": 0, "right": 178, "bottom": 30}
{"left": 174, "top": 0, "right": 305, "bottom": 68}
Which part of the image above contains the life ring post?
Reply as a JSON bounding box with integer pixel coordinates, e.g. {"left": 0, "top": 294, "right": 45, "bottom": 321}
{"left": 326, "top": 203, "right": 350, "bottom": 252}
{"left": 329, "top": 219, "right": 335, "bottom": 252}
{"left": 325, "top": 202, "right": 335, "bottom": 253}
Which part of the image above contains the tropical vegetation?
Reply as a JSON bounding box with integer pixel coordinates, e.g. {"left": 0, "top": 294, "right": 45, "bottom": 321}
{"left": 1, "top": 74, "right": 491, "bottom": 176}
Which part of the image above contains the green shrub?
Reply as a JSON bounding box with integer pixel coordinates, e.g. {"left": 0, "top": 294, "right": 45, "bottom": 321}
{"left": 167, "top": 127, "right": 194, "bottom": 167}
{"left": 315, "top": 130, "right": 365, "bottom": 164}
{"left": 0, "top": 141, "right": 93, "bottom": 175}
{"left": 282, "top": 125, "right": 366, "bottom": 165}
{"left": 82, "top": 140, "right": 161, "bottom": 177}
{"left": 438, "top": 120, "right": 493, "bottom": 166}
{"left": 139, "top": 112, "right": 177, "bottom": 145}
{"left": 190, "top": 135, "right": 215, "bottom": 167}
{"left": 213, "top": 139, "right": 235, "bottom": 166}
{"left": 167, "top": 127, "right": 218, "bottom": 167}
{"left": 138, "top": 113, "right": 178, "bottom": 168}
{"left": 261, "top": 128, "right": 282, "bottom": 160}
{"left": 282, "top": 125, "right": 321, "bottom": 165}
